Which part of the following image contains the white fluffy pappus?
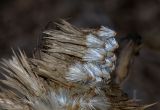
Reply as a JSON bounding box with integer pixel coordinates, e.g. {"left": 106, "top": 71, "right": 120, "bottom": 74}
{"left": 86, "top": 34, "right": 105, "bottom": 48}
{"left": 97, "top": 26, "right": 116, "bottom": 39}
{"left": 30, "top": 90, "right": 69, "bottom": 110}
{"left": 66, "top": 62, "right": 111, "bottom": 83}
{"left": 65, "top": 63, "right": 90, "bottom": 83}
{"left": 108, "top": 37, "right": 119, "bottom": 50}
{"left": 79, "top": 96, "right": 110, "bottom": 110}
{"left": 83, "top": 49, "right": 106, "bottom": 62}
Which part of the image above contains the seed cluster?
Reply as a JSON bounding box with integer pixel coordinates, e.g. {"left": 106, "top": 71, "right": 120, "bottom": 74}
{"left": 0, "top": 20, "right": 149, "bottom": 110}
{"left": 66, "top": 26, "right": 119, "bottom": 84}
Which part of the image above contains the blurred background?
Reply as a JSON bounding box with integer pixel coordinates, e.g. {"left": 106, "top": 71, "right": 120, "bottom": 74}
{"left": 0, "top": 0, "right": 160, "bottom": 109}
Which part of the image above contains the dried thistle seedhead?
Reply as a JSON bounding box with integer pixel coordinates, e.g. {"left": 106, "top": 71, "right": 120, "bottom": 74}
{"left": 0, "top": 20, "right": 155, "bottom": 110}
{"left": 39, "top": 20, "right": 118, "bottom": 84}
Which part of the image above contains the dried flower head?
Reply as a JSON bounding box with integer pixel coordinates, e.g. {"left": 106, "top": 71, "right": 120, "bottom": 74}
{"left": 0, "top": 20, "right": 154, "bottom": 110}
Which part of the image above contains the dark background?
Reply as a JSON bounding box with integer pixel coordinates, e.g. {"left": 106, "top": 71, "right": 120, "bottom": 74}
{"left": 0, "top": 0, "right": 160, "bottom": 109}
